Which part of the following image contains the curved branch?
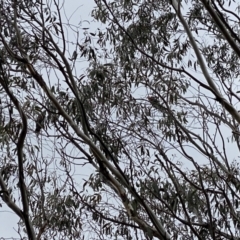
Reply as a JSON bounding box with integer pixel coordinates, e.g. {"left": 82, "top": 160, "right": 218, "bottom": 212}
{"left": 0, "top": 74, "right": 36, "bottom": 239}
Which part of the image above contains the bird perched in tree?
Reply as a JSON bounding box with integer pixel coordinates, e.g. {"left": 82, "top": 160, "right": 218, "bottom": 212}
{"left": 35, "top": 110, "right": 46, "bottom": 134}
{"left": 148, "top": 96, "right": 167, "bottom": 112}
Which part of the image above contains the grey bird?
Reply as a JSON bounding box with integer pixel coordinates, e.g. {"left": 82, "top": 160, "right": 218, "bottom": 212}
{"left": 148, "top": 96, "right": 167, "bottom": 111}
{"left": 35, "top": 110, "right": 46, "bottom": 134}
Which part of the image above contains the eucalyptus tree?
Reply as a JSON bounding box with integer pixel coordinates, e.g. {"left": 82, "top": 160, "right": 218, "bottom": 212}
{"left": 0, "top": 0, "right": 240, "bottom": 239}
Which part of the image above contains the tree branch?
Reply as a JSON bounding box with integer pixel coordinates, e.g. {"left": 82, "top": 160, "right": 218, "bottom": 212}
{"left": 171, "top": 0, "right": 240, "bottom": 125}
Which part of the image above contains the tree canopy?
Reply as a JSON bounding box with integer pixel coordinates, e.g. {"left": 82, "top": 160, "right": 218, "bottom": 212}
{"left": 1, "top": 0, "right": 240, "bottom": 239}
